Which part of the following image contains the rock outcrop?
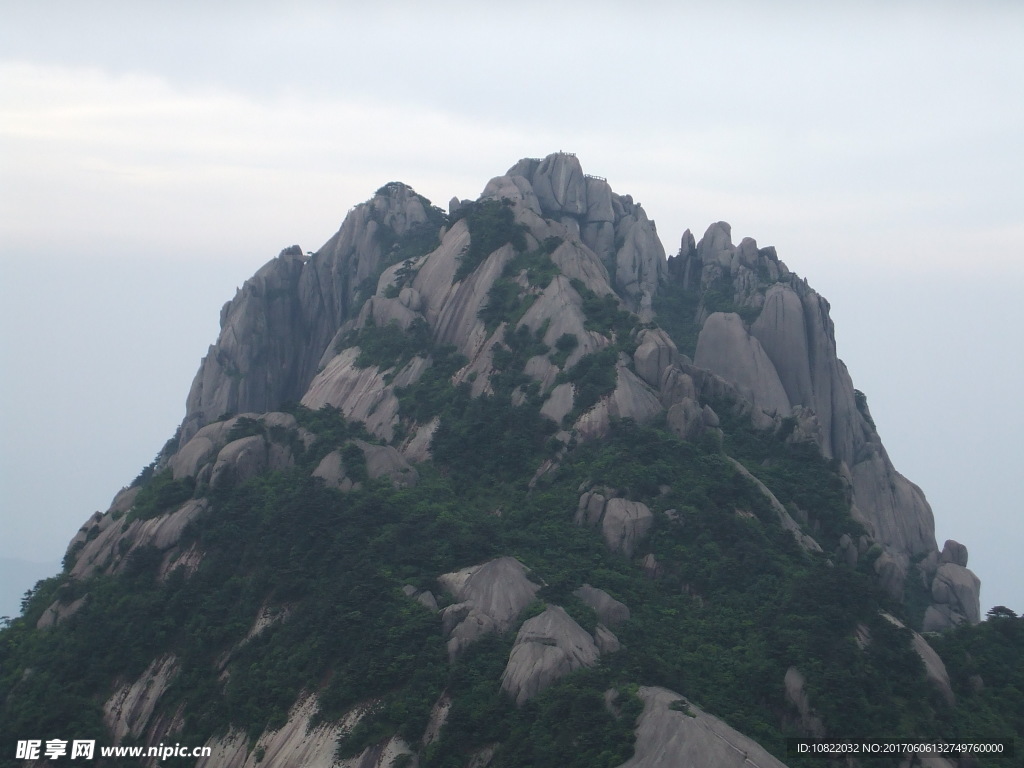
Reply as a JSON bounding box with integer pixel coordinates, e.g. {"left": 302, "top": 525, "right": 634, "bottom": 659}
{"left": 617, "top": 686, "right": 789, "bottom": 768}
{"left": 438, "top": 557, "right": 541, "bottom": 658}
{"left": 181, "top": 184, "right": 440, "bottom": 444}
{"left": 667, "top": 221, "right": 979, "bottom": 624}
{"left": 574, "top": 584, "right": 630, "bottom": 626}
{"left": 575, "top": 492, "right": 654, "bottom": 557}
{"left": 500, "top": 605, "right": 601, "bottom": 705}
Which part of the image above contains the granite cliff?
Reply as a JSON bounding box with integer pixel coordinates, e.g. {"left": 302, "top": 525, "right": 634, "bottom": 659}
{"left": 3, "top": 153, "right": 1000, "bottom": 768}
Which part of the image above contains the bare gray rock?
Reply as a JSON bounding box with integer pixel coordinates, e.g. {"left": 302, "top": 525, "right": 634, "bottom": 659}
{"left": 574, "top": 584, "right": 630, "bottom": 626}
{"left": 438, "top": 557, "right": 541, "bottom": 658}
{"left": 614, "top": 207, "right": 666, "bottom": 320}
{"left": 500, "top": 605, "right": 600, "bottom": 705}
{"left": 210, "top": 435, "right": 270, "bottom": 488}
{"left": 925, "top": 562, "right": 981, "bottom": 630}
{"left": 104, "top": 654, "right": 179, "bottom": 745}
{"left": 784, "top": 667, "right": 825, "bottom": 738}
{"left": 633, "top": 328, "right": 680, "bottom": 389}
{"left": 521, "top": 152, "right": 588, "bottom": 218}
{"left": 540, "top": 382, "right": 574, "bottom": 424}
{"left": 351, "top": 440, "right": 419, "bottom": 489}
{"left": 602, "top": 499, "right": 655, "bottom": 557}
{"left": 593, "top": 624, "right": 622, "bottom": 654}
{"left": 574, "top": 493, "right": 654, "bottom": 557}
{"left": 70, "top": 499, "right": 208, "bottom": 580}
{"left": 301, "top": 348, "right": 400, "bottom": 442}
{"left": 694, "top": 312, "right": 791, "bottom": 417}
{"left": 312, "top": 451, "right": 356, "bottom": 492}
{"left": 573, "top": 366, "right": 664, "bottom": 441}
{"left": 940, "top": 539, "right": 969, "bottom": 567}
{"left": 616, "top": 686, "right": 789, "bottom": 768}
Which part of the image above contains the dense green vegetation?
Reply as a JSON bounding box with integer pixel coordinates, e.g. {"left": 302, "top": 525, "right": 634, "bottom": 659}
{"left": 451, "top": 199, "right": 528, "bottom": 282}
{"left": 6, "top": 396, "right": 1015, "bottom": 767}
{"left": 930, "top": 608, "right": 1024, "bottom": 752}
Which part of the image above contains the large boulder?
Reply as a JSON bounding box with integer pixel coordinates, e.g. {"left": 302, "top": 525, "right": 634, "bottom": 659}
{"left": 438, "top": 557, "right": 541, "bottom": 658}
{"left": 618, "top": 686, "right": 789, "bottom": 768}
{"left": 500, "top": 605, "right": 600, "bottom": 705}
{"left": 575, "top": 493, "right": 654, "bottom": 558}
{"left": 573, "top": 584, "right": 630, "bottom": 626}
{"left": 923, "top": 562, "right": 981, "bottom": 631}
{"left": 694, "top": 312, "right": 791, "bottom": 417}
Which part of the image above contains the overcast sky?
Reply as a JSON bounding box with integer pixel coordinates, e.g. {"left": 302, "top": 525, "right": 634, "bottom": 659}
{"left": 2, "top": 1, "right": 1022, "bottom": 618}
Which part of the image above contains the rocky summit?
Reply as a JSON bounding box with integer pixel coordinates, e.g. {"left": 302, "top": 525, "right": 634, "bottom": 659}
{"left": 4, "top": 153, "right": 1019, "bottom": 768}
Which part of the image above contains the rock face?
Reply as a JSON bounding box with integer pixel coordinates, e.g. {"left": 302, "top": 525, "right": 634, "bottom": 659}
{"left": 181, "top": 184, "right": 439, "bottom": 443}
{"left": 438, "top": 557, "right": 541, "bottom": 658}
{"left": 198, "top": 695, "right": 413, "bottom": 768}
{"left": 669, "top": 221, "right": 979, "bottom": 623}
{"left": 923, "top": 561, "right": 982, "bottom": 632}
{"left": 104, "top": 655, "right": 179, "bottom": 745}
{"left": 618, "top": 686, "right": 789, "bottom": 768}
{"left": 575, "top": 492, "right": 654, "bottom": 557}
{"left": 784, "top": 667, "right": 825, "bottom": 739}
{"left": 574, "top": 584, "right": 630, "bottom": 626}
{"left": 500, "top": 605, "right": 601, "bottom": 705}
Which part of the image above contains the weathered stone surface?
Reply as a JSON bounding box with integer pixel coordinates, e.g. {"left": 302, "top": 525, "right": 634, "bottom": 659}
{"left": 210, "top": 435, "right": 269, "bottom": 488}
{"left": 500, "top": 605, "right": 600, "bottom": 705}
{"left": 614, "top": 207, "right": 665, "bottom": 320}
{"left": 438, "top": 557, "right": 541, "bottom": 658}
{"left": 104, "top": 654, "right": 179, "bottom": 744}
{"left": 402, "top": 416, "right": 439, "bottom": 463}
{"left": 617, "top": 686, "right": 789, "bottom": 768}
{"left": 352, "top": 439, "right": 419, "bottom": 489}
{"left": 695, "top": 312, "right": 791, "bottom": 417}
{"left": 180, "top": 183, "right": 433, "bottom": 444}
{"left": 540, "top": 382, "right": 574, "bottom": 424}
{"left": 940, "top": 539, "right": 969, "bottom": 567}
{"left": 601, "top": 498, "right": 655, "bottom": 557}
{"left": 594, "top": 624, "right": 622, "bottom": 654}
{"left": 312, "top": 451, "right": 355, "bottom": 492}
{"left": 517, "top": 275, "right": 608, "bottom": 369}
{"left": 522, "top": 153, "right": 588, "bottom": 218}
{"left": 851, "top": 449, "right": 937, "bottom": 559}
{"left": 784, "top": 667, "right": 825, "bottom": 738}
{"left": 633, "top": 328, "right": 680, "bottom": 389}
{"left": 70, "top": 499, "right": 208, "bottom": 580}
{"left": 199, "top": 694, "right": 410, "bottom": 768}
{"left": 301, "top": 347, "right": 399, "bottom": 442}
{"left": 573, "top": 366, "right": 664, "bottom": 441}
{"left": 574, "top": 584, "right": 630, "bottom": 626}
{"left": 926, "top": 562, "right": 981, "bottom": 630}
{"left": 665, "top": 398, "right": 706, "bottom": 441}
{"left": 574, "top": 492, "right": 655, "bottom": 557}
{"left": 549, "top": 239, "right": 616, "bottom": 300}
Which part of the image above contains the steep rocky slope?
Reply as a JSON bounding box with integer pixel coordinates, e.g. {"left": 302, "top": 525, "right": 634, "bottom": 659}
{"left": 3, "top": 152, "right": 1005, "bottom": 768}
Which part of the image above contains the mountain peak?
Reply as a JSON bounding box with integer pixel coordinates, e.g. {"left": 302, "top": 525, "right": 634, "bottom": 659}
{"left": 6, "top": 153, "right": 1002, "bottom": 768}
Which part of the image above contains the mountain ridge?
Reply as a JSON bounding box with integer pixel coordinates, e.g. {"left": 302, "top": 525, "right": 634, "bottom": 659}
{"left": 4, "top": 151, "right": 1010, "bottom": 768}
